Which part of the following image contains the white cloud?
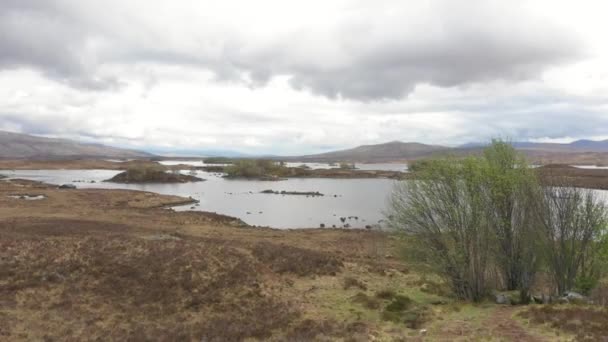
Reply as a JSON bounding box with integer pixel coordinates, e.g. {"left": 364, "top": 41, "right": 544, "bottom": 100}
{"left": 0, "top": 0, "right": 607, "bottom": 154}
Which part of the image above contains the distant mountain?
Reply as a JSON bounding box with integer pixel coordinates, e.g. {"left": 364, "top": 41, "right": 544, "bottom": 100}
{"left": 569, "top": 139, "right": 608, "bottom": 151}
{"left": 146, "top": 147, "right": 250, "bottom": 158}
{"left": 287, "top": 139, "right": 608, "bottom": 164}
{"left": 290, "top": 141, "right": 449, "bottom": 163}
{"left": 461, "top": 140, "right": 608, "bottom": 153}
{"left": 0, "top": 131, "right": 153, "bottom": 160}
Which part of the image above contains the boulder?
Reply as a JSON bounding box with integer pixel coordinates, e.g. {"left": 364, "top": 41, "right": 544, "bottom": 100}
{"left": 495, "top": 293, "right": 511, "bottom": 305}
{"left": 564, "top": 291, "right": 584, "bottom": 301}
{"left": 59, "top": 184, "right": 76, "bottom": 189}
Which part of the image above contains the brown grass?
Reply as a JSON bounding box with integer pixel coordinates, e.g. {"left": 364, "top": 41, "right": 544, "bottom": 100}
{"left": 591, "top": 282, "right": 608, "bottom": 307}
{"left": 343, "top": 276, "right": 368, "bottom": 290}
{"left": 0, "top": 231, "right": 299, "bottom": 341}
{"left": 538, "top": 164, "right": 608, "bottom": 190}
{"left": 252, "top": 241, "right": 343, "bottom": 276}
{"left": 285, "top": 318, "right": 369, "bottom": 341}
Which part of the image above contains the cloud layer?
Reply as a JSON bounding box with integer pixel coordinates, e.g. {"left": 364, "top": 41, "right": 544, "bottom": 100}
{"left": 0, "top": 0, "right": 606, "bottom": 153}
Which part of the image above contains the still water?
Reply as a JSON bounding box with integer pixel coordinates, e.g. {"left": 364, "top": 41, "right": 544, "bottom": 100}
{"left": 4, "top": 169, "right": 397, "bottom": 229}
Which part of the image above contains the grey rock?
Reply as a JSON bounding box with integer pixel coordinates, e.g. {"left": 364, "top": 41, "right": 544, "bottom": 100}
{"left": 495, "top": 293, "right": 510, "bottom": 305}
{"left": 59, "top": 184, "right": 76, "bottom": 189}
{"left": 564, "top": 291, "right": 584, "bottom": 301}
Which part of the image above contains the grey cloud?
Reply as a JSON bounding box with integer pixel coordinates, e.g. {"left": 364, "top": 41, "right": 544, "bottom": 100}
{"left": 0, "top": 0, "right": 585, "bottom": 100}
{"left": 0, "top": 1, "right": 120, "bottom": 90}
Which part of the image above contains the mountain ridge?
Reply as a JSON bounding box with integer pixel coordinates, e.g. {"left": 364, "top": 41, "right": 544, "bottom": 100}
{"left": 287, "top": 139, "right": 608, "bottom": 164}
{"left": 288, "top": 141, "right": 447, "bottom": 163}
{"left": 0, "top": 131, "right": 153, "bottom": 160}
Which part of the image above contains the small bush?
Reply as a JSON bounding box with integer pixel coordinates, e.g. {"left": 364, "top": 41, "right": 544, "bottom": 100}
{"left": 375, "top": 289, "right": 396, "bottom": 300}
{"left": 575, "top": 275, "right": 599, "bottom": 296}
{"left": 385, "top": 295, "right": 413, "bottom": 312}
{"left": 343, "top": 276, "right": 367, "bottom": 291}
{"left": 381, "top": 294, "right": 431, "bottom": 328}
{"left": 402, "top": 309, "right": 427, "bottom": 329}
{"left": 351, "top": 292, "right": 380, "bottom": 309}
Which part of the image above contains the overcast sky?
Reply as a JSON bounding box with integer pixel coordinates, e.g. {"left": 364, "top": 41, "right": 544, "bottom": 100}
{"left": 1, "top": 0, "right": 607, "bottom": 154}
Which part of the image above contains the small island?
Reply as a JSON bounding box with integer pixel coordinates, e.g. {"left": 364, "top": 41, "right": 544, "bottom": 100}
{"left": 105, "top": 166, "right": 204, "bottom": 183}
{"left": 260, "top": 189, "right": 324, "bottom": 196}
{"left": 221, "top": 159, "right": 406, "bottom": 180}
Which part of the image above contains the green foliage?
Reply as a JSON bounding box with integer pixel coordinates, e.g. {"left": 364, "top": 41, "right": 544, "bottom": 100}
{"left": 339, "top": 162, "right": 356, "bottom": 169}
{"left": 538, "top": 185, "right": 607, "bottom": 294}
{"left": 224, "top": 159, "right": 313, "bottom": 178}
{"left": 389, "top": 155, "right": 494, "bottom": 301}
{"left": 380, "top": 295, "right": 428, "bottom": 328}
{"left": 224, "top": 159, "right": 281, "bottom": 178}
{"left": 384, "top": 295, "right": 412, "bottom": 312}
{"left": 390, "top": 139, "right": 608, "bottom": 301}
{"left": 575, "top": 275, "right": 599, "bottom": 296}
{"left": 481, "top": 140, "right": 540, "bottom": 294}
{"left": 121, "top": 165, "right": 168, "bottom": 181}
{"left": 407, "top": 159, "right": 433, "bottom": 173}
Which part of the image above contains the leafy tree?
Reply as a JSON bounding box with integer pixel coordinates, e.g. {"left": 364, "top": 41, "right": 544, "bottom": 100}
{"left": 389, "top": 140, "right": 608, "bottom": 301}
{"left": 481, "top": 141, "right": 540, "bottom": 300}
{"left": 536, "top": 185, "right": 607, "bottom": 295}
{"left": 388, "top": 157, "right": 492, "bottom": 301}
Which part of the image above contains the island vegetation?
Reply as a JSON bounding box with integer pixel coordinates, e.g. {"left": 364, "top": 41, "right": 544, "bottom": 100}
{"left": 106, "top": 165, "right": 204, "bottom": 183}
{"left": 223, "top": 159, "right": 404, "bottom": 180}
{"left": 203, "top": 157, "right": 235, "bottom": 164}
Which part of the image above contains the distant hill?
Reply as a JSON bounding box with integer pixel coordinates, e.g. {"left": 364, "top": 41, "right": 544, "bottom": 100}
{"left": 290, "top": 141, "right": 449, "bottom": 163}
{"left": 461, "top": 140, "right": 608, "bottom": 153}
{"left": 288, "top": 139, "right": 608, "bottom": 165}
{"left": 147, "top": 147, "right": 250, "bottom": 158}
{"left": 0, "top": 131, "right": 153, "bottom": 160}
